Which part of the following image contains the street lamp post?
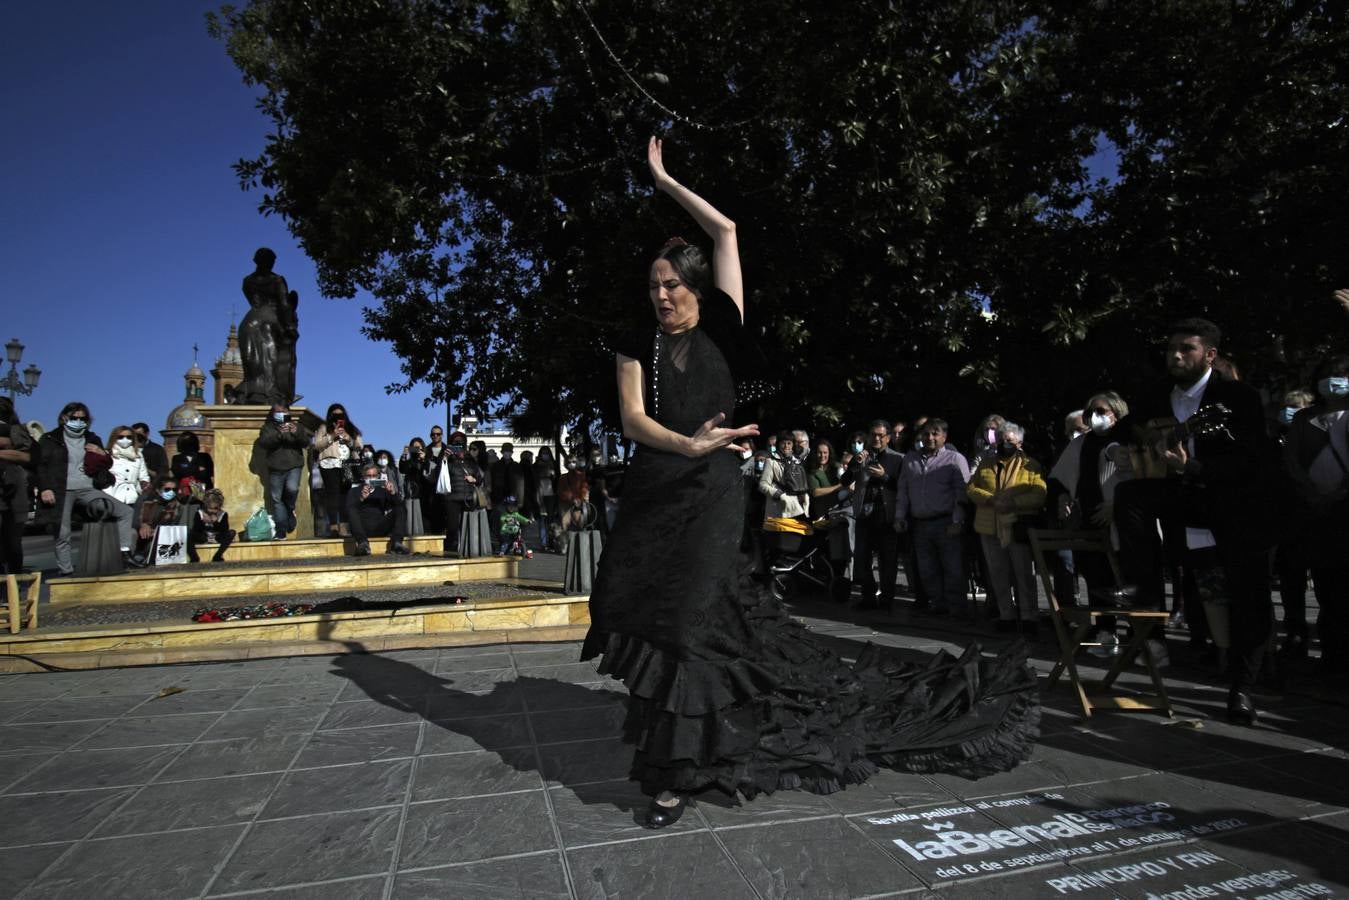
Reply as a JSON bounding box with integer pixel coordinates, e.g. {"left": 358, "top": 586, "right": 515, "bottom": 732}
{"left": 1, "top": 338, "right": 41, "bottom": 399}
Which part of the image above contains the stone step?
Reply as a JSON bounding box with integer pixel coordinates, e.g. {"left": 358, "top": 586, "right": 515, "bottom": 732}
{"left": 216, "top": 534, "right": 462, "bottom": 563}
{"left": 2, "top": 584, "right": 589, "bottom": 669}
{"left": 49, "top": 553, "right": 519, "bottom": 606}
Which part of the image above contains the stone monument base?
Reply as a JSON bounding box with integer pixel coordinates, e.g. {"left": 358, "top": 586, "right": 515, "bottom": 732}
{"left": 196, "top": 405, "right": 314, "bottom": 539}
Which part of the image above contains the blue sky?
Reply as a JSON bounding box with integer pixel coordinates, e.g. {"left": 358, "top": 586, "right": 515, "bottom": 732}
{"left": 1, "top": 1, "right": 450, "bottom": 451}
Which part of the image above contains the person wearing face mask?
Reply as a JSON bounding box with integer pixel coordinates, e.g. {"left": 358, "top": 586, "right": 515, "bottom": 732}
{"left": 971, "top": 414, "right": 1008, "bottom": 468}
{"left": 346, "top": 463, "right": 412, "bottom": 557}
{"left": 313, "top": 403, "right": 363, "bottom": 537}
{"left": 36, "top": 402, "right": 141, "bottom": 573}
{"left": 170, "top": 431, "right": 215, "bottom": 492}
{"left": 257, "top": 403, "right": 313, "bottom": 540}
{"left": 533, "top": 447, "right": 560, "bottom": 552}
{"left": 1283, "top": 355, "right": 1349, "bottom": 675}
{"left": 843, "top": 420, "right": 905, "bottom": 611}
{"left": 430, "top": 431, "right": 482, "bottom": 556}
{"left": 103, "top": 425, "right": 151, "bottom": 507}
{"left": 131, "top": 422, "right": 168, "bottom": 483}
{"left": 1111, "top": 318, "right": 1275, "bottom": 725}
{"left": 135, "top": 475, "right": 194, "bottom": 561}
{"left": 1046, "top": 393, "right": 1133, "bottom": 632}
{"left": 968, "top": 423, "right": 1047, "bottom": 636}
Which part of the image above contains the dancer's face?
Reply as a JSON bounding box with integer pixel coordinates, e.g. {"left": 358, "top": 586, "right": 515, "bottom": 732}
{"left": 649, "top": 258, "right": 699, "bottom": 334}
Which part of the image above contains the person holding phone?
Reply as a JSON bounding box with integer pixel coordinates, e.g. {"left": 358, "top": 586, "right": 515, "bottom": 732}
{"left": 313, "top": 403, "right": 363, "bottom": 537}
{"left": 344, "top": 462, "right": 411, "bottom": 556}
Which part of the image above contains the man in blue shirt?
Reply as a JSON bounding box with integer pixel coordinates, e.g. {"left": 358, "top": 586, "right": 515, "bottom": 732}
{"left": 895, "top": 418, "right": 972, "bottom": 617}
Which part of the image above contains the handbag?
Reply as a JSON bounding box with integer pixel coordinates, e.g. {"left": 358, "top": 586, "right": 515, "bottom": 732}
{"left": 435, "top": 460, "right": 453, "bottom": 495}
{"left": 152, "top": 524, "right": 189, "bottom": 566}
{"left": 244, "top": 507, "right": 275, "bottom": 541}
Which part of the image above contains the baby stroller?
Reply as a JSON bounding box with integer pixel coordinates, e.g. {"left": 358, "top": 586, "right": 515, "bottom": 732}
{"left": 762, "top": 508, "right": 847, "bottom": 602}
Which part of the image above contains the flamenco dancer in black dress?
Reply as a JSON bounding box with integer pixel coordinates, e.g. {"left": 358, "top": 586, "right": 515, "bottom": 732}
{"left": 581, "top": 137, "right": 1040, "bottom": 829}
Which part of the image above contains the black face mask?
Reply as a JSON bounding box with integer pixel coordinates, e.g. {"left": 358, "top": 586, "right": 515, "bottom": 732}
{"left": 996, "top": 442, "right": 1018, "bottom": 459}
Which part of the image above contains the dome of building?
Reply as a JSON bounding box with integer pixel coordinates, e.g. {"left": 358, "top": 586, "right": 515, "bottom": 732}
{"left": 187, "top": 362, "right": 206, "bottom": 380}
{"left": 167, "top": 402, "right": 206, "bottom": 430}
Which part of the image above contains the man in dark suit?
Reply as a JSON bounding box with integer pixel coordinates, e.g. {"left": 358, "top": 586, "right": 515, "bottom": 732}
{"left": 1112, "top": 318, "right": 1274, "bottom": 724}
{"left": 844, "top": 419, "right": 906, "bottom": 611}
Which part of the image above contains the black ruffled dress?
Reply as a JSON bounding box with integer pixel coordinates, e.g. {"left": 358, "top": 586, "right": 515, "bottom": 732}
{"left": 581, "top": 289, "right": 1039, "bottom": 798}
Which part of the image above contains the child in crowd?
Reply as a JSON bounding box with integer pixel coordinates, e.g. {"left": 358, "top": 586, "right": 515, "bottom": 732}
{"left": 496, "top": 496, "right": 532, "bottom": 556}
{"left": 191, "top": 489, "right": 235, "bottom": 562}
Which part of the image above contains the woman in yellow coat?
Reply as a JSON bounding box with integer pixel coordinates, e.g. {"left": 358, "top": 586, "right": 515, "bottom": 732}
{"left": 967, "top": 422, "right": 1047, "bottom": 636}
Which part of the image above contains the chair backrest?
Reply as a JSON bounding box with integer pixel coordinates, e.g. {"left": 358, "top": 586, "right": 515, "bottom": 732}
{"left": 1027, "top": 527, "right": 1122, "bottom": 614}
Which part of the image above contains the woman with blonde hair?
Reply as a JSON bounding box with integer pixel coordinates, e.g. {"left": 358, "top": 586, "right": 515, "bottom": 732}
{"left": 103, "top": 424, "right": 150, "bottom": 506}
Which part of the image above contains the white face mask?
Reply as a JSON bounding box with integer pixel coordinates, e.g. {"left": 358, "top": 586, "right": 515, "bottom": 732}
{"left": 851, "top": 441, "right": 864, "bottom": 454}
{"left": 1319, "top": 376, "right": 1349, "bottom": 398}
{"left": 1089, "top": 412, "right": 1113, "bottom": 435}
{"left": 739, "top": 449, "right": 753, "bottom": 460}
{"left": 115, "top": 437, "right": 133, "bottom": 448}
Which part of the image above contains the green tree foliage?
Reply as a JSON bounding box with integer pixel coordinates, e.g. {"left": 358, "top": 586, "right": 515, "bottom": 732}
{"left": 208, "top": 0, "right": 1348, "bottom": 444}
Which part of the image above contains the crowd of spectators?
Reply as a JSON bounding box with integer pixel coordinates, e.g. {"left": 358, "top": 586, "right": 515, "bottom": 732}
{"left": 741, "top": 312, "right": 1348, "bottom": 722}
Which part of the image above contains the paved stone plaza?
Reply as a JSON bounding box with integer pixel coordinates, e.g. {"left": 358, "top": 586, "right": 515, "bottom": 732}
{"left": 1, "top": 600, "right": 1347, "bottom": 899}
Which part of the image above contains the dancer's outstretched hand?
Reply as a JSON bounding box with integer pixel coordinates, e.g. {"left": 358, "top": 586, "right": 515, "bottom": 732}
{"left": 687, "top": 412, "right": 759, "bottom": 457}
{"left": 648, "top": 136, "right": 674, "bottom": 189}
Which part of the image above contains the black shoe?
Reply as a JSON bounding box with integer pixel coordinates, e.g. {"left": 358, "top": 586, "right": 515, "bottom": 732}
{"left": 645, "top": 795, "right": 688, "bottom": 829}
{"left": 352, "top": 541, "right": 371, "bottom": 557}
{"left": 122, "top": 551, "right": 147, "bottom": 569}
{"left": 1226, "top": 690, "right": 1258, "bottom": 726}
{"left": 389, "top": 541, "right": 412, "bottom": 555}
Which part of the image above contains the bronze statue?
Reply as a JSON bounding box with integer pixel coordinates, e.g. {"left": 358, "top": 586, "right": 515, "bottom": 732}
{"left": 236, "top": 247, "right": 299, "bottom": 405}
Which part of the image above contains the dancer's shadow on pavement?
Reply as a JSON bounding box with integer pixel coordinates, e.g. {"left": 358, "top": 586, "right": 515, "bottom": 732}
{"left": 327, "top": 642, "right": 647, "bottom": 823}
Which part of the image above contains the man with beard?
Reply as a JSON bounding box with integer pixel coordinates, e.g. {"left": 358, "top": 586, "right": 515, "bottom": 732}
{"left": 1111, "top": 318, "right": 1273, "bottom": 725}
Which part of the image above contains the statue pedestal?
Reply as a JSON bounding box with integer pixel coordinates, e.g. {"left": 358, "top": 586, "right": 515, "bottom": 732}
{"left": 197, "top": 405, "right": 314, "bottom": 539}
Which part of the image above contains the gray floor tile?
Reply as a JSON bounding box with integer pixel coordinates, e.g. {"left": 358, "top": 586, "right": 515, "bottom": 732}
{"left": 16, "top": 697, "right": 145, "bottom": 722}
{"left": 320, "top": 699, "right": 426, "bottom": 731}
{"left": 92, "top": 773, "right": 282, "bottom": 836}
{"left": 423, "top": 684, "right": 525, "bottom": 719}
{"left": 509, "top": 646, "right": 584, "bottom": 667}
{"left": 262, "top": 759, "right": 413, "bottom": 819}
{"left": 1185, "top": 822, "right": 1349, "bottom": 894}
{"left": 537, "top": 737, "right": 632, "bottom": 787}
{"left": 0, "top": 674, "right": 77, "bottom": 701}
{"left": 235, "top": 680, "right": 345, "bottom": 709}
{"left": 513, "top": 662, "right": 605, "bottom": 684}
{"left": 549, "top": 780, "right": 701, "bottom": 847}
{"left": 210, "top": 808, "right": 401, "bottom": 892}
{"left": 78, "top": 712, "right": 221, "bottom": 750}
{"left": 294, "top": 722, "right": 422, "bottom": 768}
{"left": 517, "top": 680, "right": 624, "bottom": 712}
{"left": 433, "top": 652, "right": 513, "bottom": 674}
{"left": 0, "top": 753, "right": 62, "bottom": 794}
{"left": 0, "top": 720, "right": 108, "bottom": 755}
{"left": 926, "top": 733, "right": 1152, "bottom": 799}
{"left": 10, "top": 745, "right": 186, "bottom": 792}
{"left": 155, "top": 732, "right": 309, "bottom": 782}
{"left": 0, "top": 700, "right": 36, "bottom": 725}
{"left": 19, "top": 824, "right": 245, "bottom": 900}
{"left": 0, "top": 787, "right": 139, "bottom": 846}
{"left": 568, "top": 831, "right": 756, "bottom": 900}
{"left": 200, "top": 705, "right": 330, "bottom": 742}
{"left": 720, "top": 815, "right": 924, "bottom": 898}
{"left": 696, "top": 786, "right": 837, "bottom": 830}
{"left": 131, "top": 687, "right": 251, "bottom": 716}
{"left": 529, "top": 704, "right": 627, "bottom": 745}
{"left": 393, "top": 852, "right": 570, "bottom": 899}
{"left": 400, "top": 792, "right": 555, "bottom": 869}
{"left": 412, "top": 750, "right": 543, "bottom": 801}
{"left": 0, "top": 843, "right": 68, "bottom": 898}
{"left": 435, "top": 668, "right": 518, "bottom": 694}
{"left": 214, "top": 875, "right": 388, "bottom": 899}
{"left": 419, "top": 714, "right": 533, "bottom": 755}
{"left": 1179, "top": 756, "right": 1349, "bottom": 820}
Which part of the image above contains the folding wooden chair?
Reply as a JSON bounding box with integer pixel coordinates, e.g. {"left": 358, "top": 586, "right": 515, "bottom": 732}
{"left": 1028, "top": 528, "right": 1172, "bottom": 719}
{"left": 3, "top": 572, "right": 40, "bottom": 634}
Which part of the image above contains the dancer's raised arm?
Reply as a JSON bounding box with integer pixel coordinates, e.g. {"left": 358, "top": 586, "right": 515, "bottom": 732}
{"left": 648, "top": 137, "right": 743, "bottom": 319}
